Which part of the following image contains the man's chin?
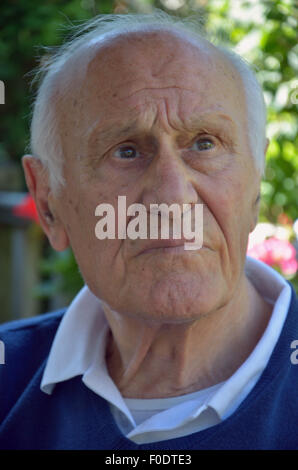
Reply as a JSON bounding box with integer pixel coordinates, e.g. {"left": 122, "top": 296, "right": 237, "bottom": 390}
{"left": 110, "top": 276, "right": 225, "bottom": 324}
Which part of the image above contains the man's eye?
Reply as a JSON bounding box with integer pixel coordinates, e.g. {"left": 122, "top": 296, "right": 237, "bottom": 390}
{"left": 114, "top": 146, "right": 139, "bottom": 159}
{"left": 191, "top": 138, "right": 215, "bottom": 151}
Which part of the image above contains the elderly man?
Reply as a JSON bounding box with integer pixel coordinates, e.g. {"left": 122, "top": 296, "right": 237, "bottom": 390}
{"left": 0, "top": 12, "right": 297, "bottom": 450}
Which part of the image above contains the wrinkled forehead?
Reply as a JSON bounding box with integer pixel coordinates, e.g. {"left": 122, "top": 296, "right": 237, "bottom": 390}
{"left": 76, "top": 28, "right": 215, "bottom": 77}
{"left": 52, "top": 29, "right": 246, "bottom": 154}
{"left": 86, "top": 30, "right": 214, "bottom": 82}
{"left": 56, "top": 28, "right": 242, "bottom": 103}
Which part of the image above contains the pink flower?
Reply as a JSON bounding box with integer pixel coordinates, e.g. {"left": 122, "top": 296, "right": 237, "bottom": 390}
{"left": 280, "top": 259, "right": 298, "bottom": 276}
{"left": 247, "top": 237, "right": 298, "bottom": 276}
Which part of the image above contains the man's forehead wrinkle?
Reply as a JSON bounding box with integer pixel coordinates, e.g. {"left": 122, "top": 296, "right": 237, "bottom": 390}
{"left": 184, "top": 111, "right": 237, "bottom": 129}
{"left": 80, "top": 31, "right": 222, "bottom": 118}
{"left": 73, "top": 35, "right": 245, "bottom": 155}
{"left": 150, "top": 53, "right": 177, "bottom": 80}
{"left": 118, "top": 85, "right": 194, "bottom": 102}
{"left": 85, "top": 28, "right": 214, "bottom": 79}
{"left": 53, "top": 28, "right": 237, "bottom": 123}
{"left": 86, "top": 107, "right": 237, "bottom": 152}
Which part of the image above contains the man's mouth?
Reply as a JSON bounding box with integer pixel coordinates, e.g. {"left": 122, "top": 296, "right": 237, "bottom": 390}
{"left": 138, "top": 239, "right": 197, "bottom": 255}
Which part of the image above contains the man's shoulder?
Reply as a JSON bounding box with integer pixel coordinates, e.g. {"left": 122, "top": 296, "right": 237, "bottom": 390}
{"left": 0, "top": 308, "right": 66, "bottom": 367}
{"left": 0, "top": 308, "right": 66, "bottom": 372}
{"left": 0, "top": 309, "right": 65, "bottom": 335}
{"left": 0, "top": 309, "right": 66, "bottom": 424}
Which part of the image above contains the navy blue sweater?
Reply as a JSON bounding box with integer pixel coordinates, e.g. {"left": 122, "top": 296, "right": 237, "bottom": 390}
{"left": 0, "top": 284, "right": 298, "bottom": 450}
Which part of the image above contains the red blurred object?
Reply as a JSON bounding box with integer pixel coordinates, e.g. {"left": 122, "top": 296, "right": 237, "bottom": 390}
{"left": 277, "top": 212, "right": 293, "bottom": 226}
{"left": 13, "top": 194, "right": 39, "bottom": 223}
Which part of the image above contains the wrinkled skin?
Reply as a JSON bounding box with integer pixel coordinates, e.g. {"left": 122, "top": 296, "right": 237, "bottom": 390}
{"left": 24, "top": 31, "right": 271, "bottom": 397}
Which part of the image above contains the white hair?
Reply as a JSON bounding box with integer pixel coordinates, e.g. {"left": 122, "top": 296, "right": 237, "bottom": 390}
{"left": 30, "top": 10, "right": 267, "bottom": 192}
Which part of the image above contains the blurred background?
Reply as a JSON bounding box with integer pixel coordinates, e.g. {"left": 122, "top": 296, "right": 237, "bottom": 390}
{"left": 0, "top": 0, "right": 297, "bottom": 323}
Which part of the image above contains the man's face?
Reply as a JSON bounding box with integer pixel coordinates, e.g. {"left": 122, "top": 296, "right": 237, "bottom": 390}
{"left": 53, "top": 31, "right": 261, "bottom": 322}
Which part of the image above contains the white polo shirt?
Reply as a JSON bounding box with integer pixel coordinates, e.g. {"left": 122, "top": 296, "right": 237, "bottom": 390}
{"left": 41, "top": 257, "right": 291, "bottom": 444}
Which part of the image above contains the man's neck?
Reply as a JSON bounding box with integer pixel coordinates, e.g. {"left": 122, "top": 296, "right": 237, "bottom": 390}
{"left": 104, "top": 276, "right": 272, "bottom": 398}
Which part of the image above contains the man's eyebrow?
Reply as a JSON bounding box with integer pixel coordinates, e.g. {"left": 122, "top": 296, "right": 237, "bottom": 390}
{"left": 86, "top": 112, "right": 237, "bottom": 152}
{"left": 86, "top": 119, "right": 140, "bottom": 148}
{"left": 184, "top": 112, "right": 237, "bottom": 132}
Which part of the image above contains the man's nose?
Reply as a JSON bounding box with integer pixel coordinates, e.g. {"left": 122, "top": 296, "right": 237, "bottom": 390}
{"left": 141, "top": 143, "right": 198, "bottom": 211}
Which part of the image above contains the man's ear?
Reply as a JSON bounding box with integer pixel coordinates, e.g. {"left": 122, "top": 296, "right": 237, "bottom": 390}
{"left": 22, "top": 155, "right": 69, "bottom": 251}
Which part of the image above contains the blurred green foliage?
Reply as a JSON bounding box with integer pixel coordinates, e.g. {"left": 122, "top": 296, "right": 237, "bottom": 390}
{"left": 205, "top": 0, "right": 298, "bottom": 224}
{"left": 0, "top": 0, "right": 297, "bottom": 304}
{"left": 0, "top": 0, "right": 115, "bottom": 166}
